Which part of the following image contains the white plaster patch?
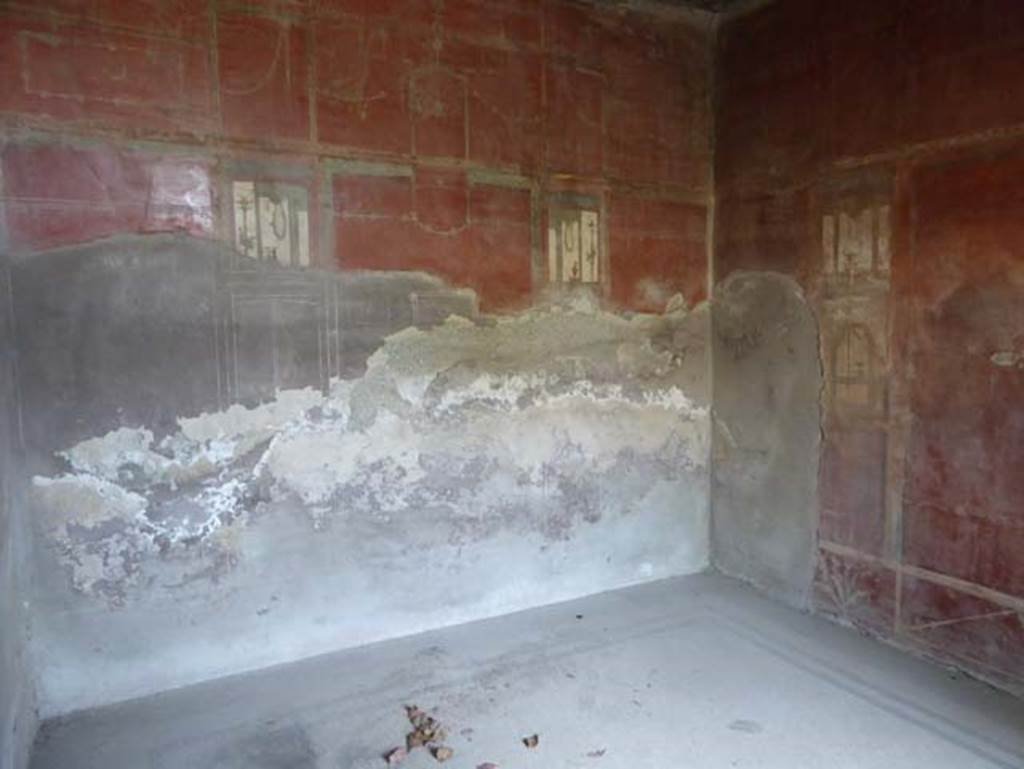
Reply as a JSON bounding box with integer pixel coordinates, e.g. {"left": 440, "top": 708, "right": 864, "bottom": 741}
{"left": 176, "top": 387, "right": 324, "bottom": 451}
{"left": 34, "top": 297, "right": 711, "bottom": 604}
{"left": 32, "top": 474, "right": 148, "bottom": 533}
{"left": 60, "top": 427, "right": 169, "bottom": 483}
{"left": 262, "top": 411, "right": 426, "bottom": 508}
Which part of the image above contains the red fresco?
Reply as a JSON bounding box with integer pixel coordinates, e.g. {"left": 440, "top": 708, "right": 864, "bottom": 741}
{"left": 902, "top": 153, "right": 1024, "bottom": 600}
{"left": 0, "top": 10, "right": 213, "bottom": 135}
{"left": 313, "top": 13, "right": 425, "bottom": 154}
{"left": 718, "top": 0, "right": 1024, "bottom": 691}
{"left": 0, "top": 0, "right": 710, "bottom": 313}
{"left": 901, "top": 575, "right": 1024, "bottom": 691}
{"left": 447, "top": 41, "right": 544, "bottom": 171}
{"left": 2, "top": 144, "right": 212, "bottom": 250}
{"left": 609, "top": 195, "right": 707, "bottom": 312}
{"left": 819, "top": 429, "right": 887, "bottom": 557}
{"left": 334, "top": 169, "right": 531, "bottom": 311}
{"left": 1, "top": 0, "right": 1018, "bottom": 694}
{"left": 218, "top": 12, "right": 311, "bottom": 142}
{"left": 544, "top": 63, "right": 604, "bottom": 178}
{"left": 813, "top": 549, "right": 897, "bottom": 638}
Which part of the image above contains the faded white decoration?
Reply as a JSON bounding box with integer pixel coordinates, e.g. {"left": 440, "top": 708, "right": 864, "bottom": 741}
{"left": 232, "top": 180, "right": 310, "bottom": 267}
{"left": 822, "top": 204, "right": 891, "bottom": 278}
{"left": 548, "top": 207, "right": 601, "bottom": 285}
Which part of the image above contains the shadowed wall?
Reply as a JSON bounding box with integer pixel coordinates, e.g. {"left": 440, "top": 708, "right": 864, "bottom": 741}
{"left": 715, "top": 0, "right": 1024, "bottom": 696}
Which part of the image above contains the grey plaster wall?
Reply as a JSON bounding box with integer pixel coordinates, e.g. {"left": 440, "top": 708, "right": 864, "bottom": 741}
{"left": 14, "top": 235, "right": 712, "bottom": 717}
{"left": 0, "top": 257, "right": 34, "bottom": 769}
{"left": 711, "top": 271, "right": 821, "bottom": 607}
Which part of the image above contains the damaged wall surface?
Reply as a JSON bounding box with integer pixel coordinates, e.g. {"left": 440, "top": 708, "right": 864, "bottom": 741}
{"left": 716, "top": 0, "right": 1024, "bottom": 695}
{"left": 0, "top": 0, "right": 716, "bottom": 723}
{"left": 0, "top": 257, "right": 34, "bottom": 769}
{"left": 9, "top": 0, "right": 1022, "bottom": 754}
{"left": 15, "top": 236, "right": 710, "bottom": 715}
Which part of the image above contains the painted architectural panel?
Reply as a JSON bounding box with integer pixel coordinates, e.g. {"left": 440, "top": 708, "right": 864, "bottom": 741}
{"left": 232, "top": 181, "right": 311, "bottom": 268}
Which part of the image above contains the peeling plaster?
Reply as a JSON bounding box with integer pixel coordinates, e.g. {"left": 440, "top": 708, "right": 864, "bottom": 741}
{"left": 31, "top": 295, "right": 711, "bottom": 607}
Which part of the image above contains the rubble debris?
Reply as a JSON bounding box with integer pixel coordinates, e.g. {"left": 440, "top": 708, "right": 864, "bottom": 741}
{"left": 587, "top": 749, "right": 607, "bottom": 758}
{"left": 522, "top": 734, "right": 540, "bottom": 749}
{"left": 407, "top": 732, "right": 426, "bottom": 750}
{"left": 432, "top": 746, "right": 455, "bottom": 762}
{"left": 405, "top": 704, "right": 448, "bottom": 749}
{"left": 389, "top": 704, "right": 454, "bottom": 764}
{"left": 384, "top": 747, "right": 408, "bottom": 765}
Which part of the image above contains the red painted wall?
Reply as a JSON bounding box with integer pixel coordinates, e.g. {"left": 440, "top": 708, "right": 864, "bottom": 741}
{"left": 0, "top": 0, "right": 712, "bottom": 313}
{"left": 717, "top": 0, "right": 1024, "bottom": 692}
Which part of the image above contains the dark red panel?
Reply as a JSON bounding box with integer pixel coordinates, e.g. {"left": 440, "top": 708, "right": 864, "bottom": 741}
{"left": 544, "top": 0, "right": 604, "bottom": 70}
{"left": 333, "top": 173, "right": 413, "bottom": 218}
{"left": 716, "top": 72, "right": 826, "bottom": 195}
{"left": 716, "top": 0, "right": 826, "bottom": 193}
{"left": 0, "top": 10, "right": 213, "bottom": 133}
{"left": 825, "top": 0, "right": 912, "bottom": 159}
{"left": 336, "top": 217, "right": 418, "bottom": 271}
{"left": 441, "top": 0, "right": 542, "bottom": 49}
{"left": 468, "top": 182, "right": 532, "bottom": 310}
{"left": 334, "top": 172, "right": 530, "bottom": 311}
{"left": 545, "top": 64, "right": 603, "bottom": 177}
{"left": 904, "top": 503, "right": 1024, "bottom": 598}
{"left": 464, "top": 185, "right": 532, "bottom": 311}
{"left": 451, "top": 43, "right": 543, "bottom": 171}
{"left": 601, "top": 17, "right": 703, "bottom": 111}
{"left": 609, "top": 196, "right": 706, "bottom": 312}
{"left": 313, "top": 0, "right": 433, "bottom": 22}
{"left": 315, "top": 18, "right": 425, "bottom": 153}
{"left": 902, "top": 0, "right": 1024, "bottom": 62}
{"left": 24, "top": 33, "right": 182, "bottom": 106}
{"left": 463, "top": 222, "right": 532, "bottom": 311}
{"left": 601, "top": 17, "right": 708, "bottom": 189}
{"left": 912, "top": 41, "right": 1024, "bottom": 145}
{"left": 823, "top": 0, "right": 1024, "bottom": 159}
{"left": 7, "top": 0, "right": 209, "bottom": 39}
{"left": 719, "top": 0, "right": 822, "bottom": 83}
{"left": 469, "top": 183, "right": 531, "bottom": 225}
{"left": 410, "top": 67, "right": 467, "bottom": 159}
{"left": 414, "top": 168, "right": 468, "bottom": 234}
{"left": 819, "top": 430, "right": 887, "bottom": 556}
{"left": 336, "top": 216, "right": 530, "bottom": 311}
{"left": 714, "top": 190, "right": 816, "bottom": 286}
{"left": 901, "top": 151, "right": 1024, "bottom": 598}
{"left": 600, "top": 19, "right": 664, "bottom": 98}
{"left": 218, "top": 13, "right": 310, "bottom": 142}
{"left": 716, "top": 0, "right": 1024, "bottom": 694}
{"left": 605, "top": 99, "right": 707, "bottom": 189}
{"left": 901, "top": 575, "right": 1024, "bottom": 688}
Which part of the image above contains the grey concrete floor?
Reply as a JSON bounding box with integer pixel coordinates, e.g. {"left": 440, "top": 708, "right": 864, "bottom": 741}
{"left": 31, "top": 573, "right": 1024, "bottom": 769}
